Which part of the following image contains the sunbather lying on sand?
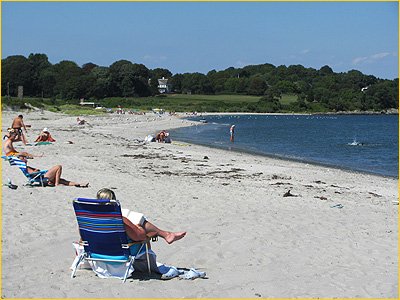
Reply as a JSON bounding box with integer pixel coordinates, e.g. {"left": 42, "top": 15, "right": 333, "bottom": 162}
{"left": 17, "top": 154, "right": 89, "bottom": 187}
{"left": 34, "top": 128, "right": 56, "bottom": 142}
{"left": 96, "top": 188, "right": 186, "bottom": 244}
{"left": 76, "top": 117, "right": 91, "bottom": 126}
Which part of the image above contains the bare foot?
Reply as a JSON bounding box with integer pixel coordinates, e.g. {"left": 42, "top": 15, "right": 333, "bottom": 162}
{"left": 165, "top": 231, "right": 186, "bottom": 244}
{"left": 76, "top": 182, "right": 89, "bottom": 188}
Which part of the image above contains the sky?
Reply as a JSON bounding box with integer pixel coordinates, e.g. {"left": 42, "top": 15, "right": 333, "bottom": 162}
{"left": 2, "top": 1, "right": 398, "bottom": 79}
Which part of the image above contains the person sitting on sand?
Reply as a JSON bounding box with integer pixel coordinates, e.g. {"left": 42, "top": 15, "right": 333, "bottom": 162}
{"left": 17, "top": 154, "right": 89, "bottom": 187}
{"left": 34, "top": 128, "right": 56, "bottom": 143}
{"left": 3, "top": 130, "right": 41, "bottom": 158}
{"left": 156, "top": 130, "right": 167, "bottom": 143}
{"left": 76, "top": 117, "right": 92, "bottom": 127}
{"left": 77, "top": 117, "right": 85, "bottom": 125}
{"left": 96, "top": 188, "right": 186, "bottom": 244}
{"left": 3, "top": 128, "right": 16, "bottom": 140}
{"left": 11, "top": 114, "right": 28, "bottom": 145}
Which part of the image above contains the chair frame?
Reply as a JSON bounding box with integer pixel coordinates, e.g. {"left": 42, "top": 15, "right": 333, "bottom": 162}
{"left": 71, "top": 198, "right": 152, "bottom": 282}
{"left": 2, "top": 155, "right": 48, "bottom": 187}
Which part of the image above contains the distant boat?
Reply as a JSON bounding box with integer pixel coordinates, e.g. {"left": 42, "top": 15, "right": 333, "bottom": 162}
{"left": 199, "top": 119, "right": 208, "bottom": 123}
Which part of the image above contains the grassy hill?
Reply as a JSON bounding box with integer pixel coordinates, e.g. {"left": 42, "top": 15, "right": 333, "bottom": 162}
{"left": 3, "top": 93, "right": 328, "bottom": 115}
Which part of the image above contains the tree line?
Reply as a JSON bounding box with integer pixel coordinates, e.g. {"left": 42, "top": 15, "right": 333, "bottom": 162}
{"left": 1, "top": 53, "right": 398, "bottom": 112}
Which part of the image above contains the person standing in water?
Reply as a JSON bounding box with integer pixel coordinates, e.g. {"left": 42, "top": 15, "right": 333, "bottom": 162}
{"left": 230, "top": 125, "right": 235, "bottom": 142}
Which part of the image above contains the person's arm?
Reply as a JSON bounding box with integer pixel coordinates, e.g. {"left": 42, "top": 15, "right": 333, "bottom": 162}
{"left": 21, "top": 120, "right": 27, "bottom": 132}
{"left": 122, "top": 216, "right": 147, "bottom": 241}
{"left": 48, "top": 134, "right": 56, "bottom": 142}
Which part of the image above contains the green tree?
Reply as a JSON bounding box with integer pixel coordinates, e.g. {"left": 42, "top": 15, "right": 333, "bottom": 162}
{"left": 181, "top": 73, "right": 213, "bottom": 94}
{"left": 52, "top": 60, "right": 83, "bottom": 99}
{"left": 108, "top": 60, "right": 133, "bottom": 96}
{"left": 89, "top": 66, "right": 111, "bottom": 99}
{"left": 38, "top": 68, "right": 56, "bottom": 98}
{"left": 28, "top": 53, "right": 52, "bottom": 97}
{"left": 319, "top": 65, "right": 334, "bottom": 75}
{"left": 247, "top": 76, "right": 267, "bottom": 95}
{"left": 82, "top": 62, "right": 98, "bottom": 74}
{"left": 1, "top": 55, "right": 32, "bottom": 96}
{"left": 170, "top": 73, "right": 184, "bottom": 93}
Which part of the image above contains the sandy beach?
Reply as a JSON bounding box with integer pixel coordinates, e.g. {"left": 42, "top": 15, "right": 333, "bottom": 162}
{"left": 1, "top": 109, "right": 398, "bottom": 298}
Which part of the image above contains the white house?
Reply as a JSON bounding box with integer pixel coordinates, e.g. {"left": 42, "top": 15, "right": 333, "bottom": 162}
{"left": 157, "top": 77, "right": 172, "bottom": 93}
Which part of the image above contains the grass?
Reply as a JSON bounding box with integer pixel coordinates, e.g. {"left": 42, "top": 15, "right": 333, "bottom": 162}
{"left": 280, "top": 94, "right": 298, "bottom": 105}
{"left": 2, "top": 93, "right": 322, "bottom": 114}
{"left": 56, "top": 105, "right": 105, "bottom": 116}
{"left": 165, "top": 94, "right": 261, "bottom": 103}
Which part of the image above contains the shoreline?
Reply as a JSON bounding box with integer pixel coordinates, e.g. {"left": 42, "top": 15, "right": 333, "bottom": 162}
{"left": 172, "top": 113, "right": 397, "bottom": 179}
{"left": 178, "top": 109, "right": 399, "bottom": 117}
{"left": 1, "top": 110, "right": 398, "bottom": 298}
{"left": 170, "top": 136, "right": 398, "bottom": 179}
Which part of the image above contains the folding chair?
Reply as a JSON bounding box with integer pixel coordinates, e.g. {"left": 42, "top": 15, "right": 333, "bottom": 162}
{"left": 2, "top": 155, "right": 48, "bottom": 186}
{"left": 71, "top": 198, "right": 152, "bottom": 282}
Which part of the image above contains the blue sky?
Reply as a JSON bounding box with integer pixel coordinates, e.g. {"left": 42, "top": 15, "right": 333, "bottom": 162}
{"left": 2, "top": 1, "right": 398, "bottom": 79}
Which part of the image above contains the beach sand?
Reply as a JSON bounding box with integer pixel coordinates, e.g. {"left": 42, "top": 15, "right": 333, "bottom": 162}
{"left": 1, "top": 109, "right": 398, "bottom": 298}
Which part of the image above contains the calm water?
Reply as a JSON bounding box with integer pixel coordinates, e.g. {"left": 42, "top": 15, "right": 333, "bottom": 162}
{"left": 169, "top": 114, "right": 398, "bottom": 177}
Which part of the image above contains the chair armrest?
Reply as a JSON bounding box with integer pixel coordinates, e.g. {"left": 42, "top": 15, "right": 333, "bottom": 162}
{"left": 146, "top": 232, "right": 158, "bottom": 242}
{"left": 127, "top": 232, "right": 158, "bottom": 246}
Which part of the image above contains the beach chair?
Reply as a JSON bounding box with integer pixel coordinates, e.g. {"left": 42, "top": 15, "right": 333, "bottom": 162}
{"left": 71, "top": 198, "right": 152, "bottom": 282}
{"left": 2, "top": 155, "right": 48, "bottom": 186}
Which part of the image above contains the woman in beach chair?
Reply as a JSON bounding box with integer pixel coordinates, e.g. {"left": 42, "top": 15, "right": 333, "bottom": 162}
{"left": 96, "top": 188, "right": 186, "bottom": 245}
{"left": 72, "top": 192, "right": 189, "bottom": 281}
{"left": 17, "top": 154, "right": 89, "bottom": 187}
{"left": 91, "top": 188, "right": 187, "bottom": 279}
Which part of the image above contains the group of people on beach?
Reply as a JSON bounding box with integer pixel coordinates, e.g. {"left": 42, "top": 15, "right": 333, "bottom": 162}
{"left": 3, "top": 114, "right": 88, "bottom": 187}
{"left": 3, "top": 113, "right": 189, "bottom": 279}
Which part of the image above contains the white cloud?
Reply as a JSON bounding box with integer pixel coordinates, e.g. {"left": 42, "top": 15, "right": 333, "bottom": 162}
{"left": 352, "top": 56, "right": 368, "bottom": 65}
{"left": 371, "top": 52, "right": 390, "bottom": 59}
{"left": 352, "top": 52, "right": 392, "bottom": 65}
{"left": 301, "top": 49, "right": 310, "bottom": 55}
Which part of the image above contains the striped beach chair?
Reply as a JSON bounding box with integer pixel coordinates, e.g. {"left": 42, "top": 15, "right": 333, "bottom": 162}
{"left": 2, "top": 155, "right": 48, "bottom": 186}
{"left": 71, "top": 198, "right": 152, "bottom": 282}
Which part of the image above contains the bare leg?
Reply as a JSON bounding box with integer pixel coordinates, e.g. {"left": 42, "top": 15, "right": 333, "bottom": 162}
{"left": 44, "top": 165, "right": 88, "bottom": 187}
{"left": 44, "top": 165, "right": 63, "bottom": 185}
{"left": 143, "top": 221, "right": 186, "bottom": 244}
{"left": 21, "top": 133, "right": 28, "bottom": 145}
{"left": 58, "top": 178, "right": 89, "bottom": 187}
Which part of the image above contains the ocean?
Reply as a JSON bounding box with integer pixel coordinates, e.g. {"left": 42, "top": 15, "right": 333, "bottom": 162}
{"left": 169, "top": 114, "right": 398, "bottom": 178}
